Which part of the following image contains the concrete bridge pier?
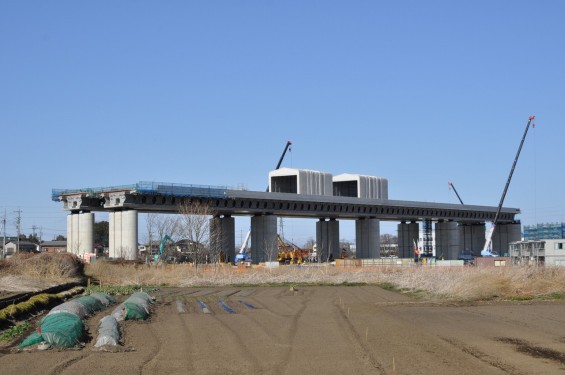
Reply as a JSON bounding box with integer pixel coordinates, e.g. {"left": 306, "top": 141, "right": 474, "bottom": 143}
{"left": 316, "top": 219, "right": 340, "bottom": 262}
{"left": 435, "top": 221, "right": 460, "bottom": 260}
{"left": 459, "top": 223, "right": 486, "bottom": 257}
{"left": 492, "top": 222, "right": 521, "bottom": 256}
{"left": 355, "top": 218, "right": 380, "bottom": 259}
{"left": 210, "top": 215, "right": 235, "bottom": 264}
{"left": 109, "top": 210, "right": 138, "bottom": 260}
{"left": 251, "top": 214, "right": 277, "bottom": 264}
{"left": 66, "top": 212, "right": 94, "bottom": 256}
{"left": 398, "top": 221, "right": 419, "bottom": 258}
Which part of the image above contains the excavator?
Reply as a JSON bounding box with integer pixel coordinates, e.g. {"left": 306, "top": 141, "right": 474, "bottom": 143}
{"left": 154, "top": 234, "right": 175, "bottom": 262}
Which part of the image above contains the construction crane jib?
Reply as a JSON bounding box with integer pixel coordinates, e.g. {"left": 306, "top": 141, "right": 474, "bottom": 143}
{"left": 482, "top": 116, "right": 535, "bottom": 257}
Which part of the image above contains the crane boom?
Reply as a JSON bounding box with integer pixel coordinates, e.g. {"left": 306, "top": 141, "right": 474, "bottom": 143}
{"left": 267, "top": 140, "right": 292, "bottom": 192}
{"left": 481, "top": 116, "right": 535, "bottom": 256}
{"left": 448, "top": 182, "right": 465, "bottom": 205}
{"left": 275, "top": 141, "right": 292, "bottom": 170}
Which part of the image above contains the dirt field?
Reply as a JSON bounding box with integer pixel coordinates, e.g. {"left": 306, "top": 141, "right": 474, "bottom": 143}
{"left": 1, "top": 285, "right": 565, "bottom": 374}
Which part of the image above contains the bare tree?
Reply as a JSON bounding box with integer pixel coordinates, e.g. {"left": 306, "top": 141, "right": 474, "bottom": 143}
{"left": 178, "top": 200, "right": 216, "bottom": 272}
{"left": 151, "top": 214, "right": 182, "bottom": 261}
{"left": 145, "top": 213, "right": 157, "bottom": 262}
{"left": 380, "top": 233, "right": 398, "bottom": 257}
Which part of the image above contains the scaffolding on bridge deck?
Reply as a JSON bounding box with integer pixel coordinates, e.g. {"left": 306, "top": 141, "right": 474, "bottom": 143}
{"left": 52, "top": 181, "right": 233, "bottom": 201}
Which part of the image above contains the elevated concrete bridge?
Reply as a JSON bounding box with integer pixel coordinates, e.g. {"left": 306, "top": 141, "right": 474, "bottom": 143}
{"left": 53, "top": 181, "right": 521, "bottom": 263}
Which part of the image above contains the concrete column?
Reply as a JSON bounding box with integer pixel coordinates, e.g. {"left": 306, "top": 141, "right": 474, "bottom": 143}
{"left": 66, "top": 212, "right": 94, "bottom": 255}
{"left": 251, "top": 215, "right": 277, "bottom": 264}
{"left": 78, "top": 212, "right": 94, "bottom": 255}
{"left": 108, "top": 212, "right": 117, "bottom": 258}
{"left": 210, "top": 216, "right": 235, "bottom": 264}
{"left": 355, "top": 218, "right": 380, "bottom": 259}
{"left": 316, "top": 219, "right": 340, "bottom": 261}
{"left": 492, "top": 223, "right": 521, "bottom": 257}
{"left": 435, "top": 221, "right": 460, "bottom": 260}
{"left": 397, "top": 222, "right": 419, "bottom": 258}
{"left": 67, "top": 214, "right": 75, "bottom": 255}
{"left": 122, "top": 210, "right": 138, "bottom": 260}
{"left": 459, "top": 223, "right": 486, "bottom": 257}
{"left": 109, "top": 210, "right": 138, "bottom": 260}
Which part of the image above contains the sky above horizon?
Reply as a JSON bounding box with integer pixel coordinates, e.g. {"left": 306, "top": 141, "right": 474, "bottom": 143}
{"left": 1, "top": 1, "right": 564, "bottom": 246}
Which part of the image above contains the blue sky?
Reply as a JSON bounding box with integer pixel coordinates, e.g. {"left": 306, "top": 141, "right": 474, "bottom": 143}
{"left": 1, "top": 1, "right": 563, "bottom": 245}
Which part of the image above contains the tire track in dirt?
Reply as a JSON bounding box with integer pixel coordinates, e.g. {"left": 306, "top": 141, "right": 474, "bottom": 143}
{"left": 47, "top": 352, "right": 90, "bottom": 375}
{"left": 496, "top": 337, "right": 565, "bottom": 366}
{"left": 275, "top": 297, "right": 308, "bottom": 375}
{"left": 440, "top": 337, "right": 526, "bottom": 375}
{"left": 208, "top": 314, "right": 264, "bottom": 371}
{"left": 137, "top": 314, "right": 162, "bottom": 375}
{"left": 139, "top": 302, "right": 194, "bottom": 374}
{"left": 333, "top": 300, "right": 387, "bottom": 374}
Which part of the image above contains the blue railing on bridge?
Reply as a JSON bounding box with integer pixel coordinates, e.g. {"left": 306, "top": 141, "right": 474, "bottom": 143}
{"left": 51, "top": 184, "right": 136, "bottom": 201}
{"left": 52, "top": 181, "right": 230, "bottom": 201}
{"left": 135, "top": 182, "right": 228, "bottom": 198}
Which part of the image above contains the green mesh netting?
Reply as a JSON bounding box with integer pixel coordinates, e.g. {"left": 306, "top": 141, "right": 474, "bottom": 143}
{"left": 91, "top": 292, "right": 116, "bottom": 306}
{"left": 75, "top": 295, "right": 105, "bottom": 314}
{"left": 40, "top": 312, "right": 83, "bottom": 348}
{"left": 124, "top": 302, "right": 149, "bottom": 320}
{"left": 131, "top": 292, "right": 153, "bottom": 304}
{"left": 19, "top": 312, "right": 83, "bottom": 349}
{"left": 19, "top": 331, "right": 44, "bottom": 349}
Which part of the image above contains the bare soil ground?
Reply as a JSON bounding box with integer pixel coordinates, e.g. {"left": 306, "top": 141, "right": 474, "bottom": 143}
{"left": 1, "top": 286, "right": 565, "bottom": 375}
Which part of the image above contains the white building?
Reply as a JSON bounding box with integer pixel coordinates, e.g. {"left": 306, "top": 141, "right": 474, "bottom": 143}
{"left": 509, "top": 239, "right": 565, "bottom": 266}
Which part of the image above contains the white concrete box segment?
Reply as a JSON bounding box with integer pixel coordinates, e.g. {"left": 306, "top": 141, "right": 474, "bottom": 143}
{"left": 269, "top": 167, "right": 333, "bottom": 196}
{"left": 333, "top": 174, "right": 388, "bottom": 199}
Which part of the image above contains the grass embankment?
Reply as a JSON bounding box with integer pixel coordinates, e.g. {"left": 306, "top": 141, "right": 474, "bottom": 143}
{"left": 0, "top": 253, "right": 85, "bottom": 333}
{"left": 87, "top": 260, "right": 565, "bottom": 302}
{"left": 0, "top": 252, "right": 84, "bottom": 285}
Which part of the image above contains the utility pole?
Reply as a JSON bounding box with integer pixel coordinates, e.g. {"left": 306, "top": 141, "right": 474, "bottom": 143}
{"left": 2, "top": 209, "right": 6, "bottom": 259}
{"left": 15, "top": 209, "right": 22, "bottom": 253}
{"left": 39, "top": 227, "right": 43, "bottom": 252}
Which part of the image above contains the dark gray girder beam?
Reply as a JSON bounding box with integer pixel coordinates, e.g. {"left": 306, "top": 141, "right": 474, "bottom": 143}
{"left": 57, "top": 189, "right": 519, "bottom": 224}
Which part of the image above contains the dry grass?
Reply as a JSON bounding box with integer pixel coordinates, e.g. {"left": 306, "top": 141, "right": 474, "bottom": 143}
{"left": 0, "top": 253, "right": 83, "bottom": 286}
{"left": 376, "top": 266, "right": 565, "bottom": 301}
{"left": 86, "top": 261, "right": 565, "bottom": 301}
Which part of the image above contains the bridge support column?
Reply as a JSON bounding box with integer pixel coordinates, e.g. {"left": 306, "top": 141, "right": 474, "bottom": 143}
{"left": 459, "top": 223, "right": 485, "bottom": 257}
{"left": 492, "top": 222, "right": 521, "bottom": 257}
{"left": 397, "top": 221, "right": 419, "bottom": 259}
{"left": 251, "top": 214, "right": 277, "bottom": 264}
{"left": 109, "top": 210, "right": 138, "bottom": 260}
{"left": 316, "top": 219, "right": 340, "bottom": 262}
{"left": 355, "top": 218, "right": 380, "bottom": 259}
{"left": 435, "top": 221, "right": 460, "bottom": 260}
{"left": 210, "top": 215, "right": 235, "bottom": 264}
{"left": 66, "top": 212, "right": 94, "bottom": 256}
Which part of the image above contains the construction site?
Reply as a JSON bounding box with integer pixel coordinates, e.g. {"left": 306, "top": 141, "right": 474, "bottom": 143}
{"left": 50, "top": 117, "right": 536, "bottom": 270}
{"left": 2, "top": 117, "right": 565, "bottom": 375}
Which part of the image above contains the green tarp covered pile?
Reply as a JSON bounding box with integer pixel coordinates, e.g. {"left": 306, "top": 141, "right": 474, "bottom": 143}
{"left": 19, "top": 292, "right": 114, "bottom": 349}
{"left": 111, "top": 291, "right": 154, "bottom": 321}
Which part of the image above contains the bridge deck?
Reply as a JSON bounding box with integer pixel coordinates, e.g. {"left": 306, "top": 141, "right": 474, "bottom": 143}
{"left": 54, "top": 182, "right": 520, "bottom": 223}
